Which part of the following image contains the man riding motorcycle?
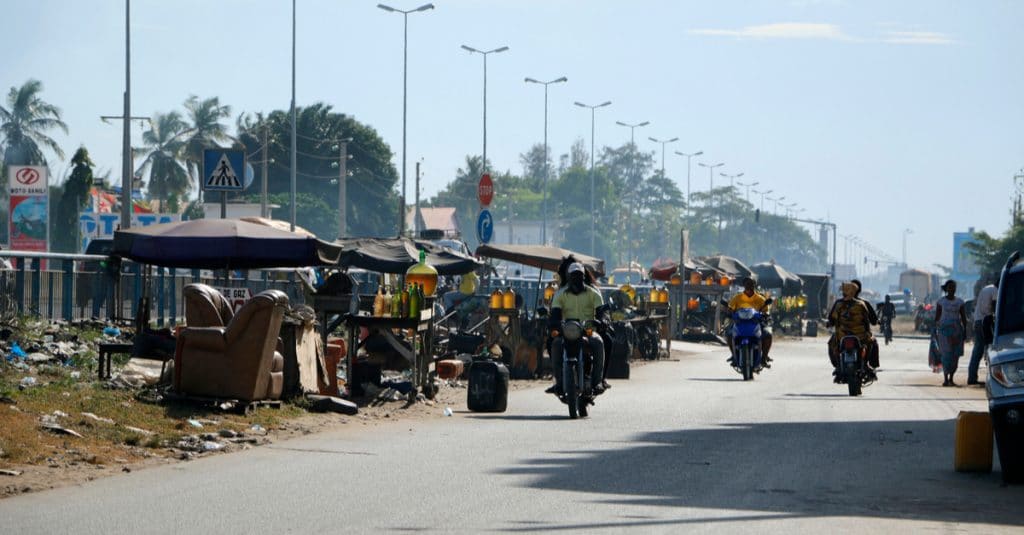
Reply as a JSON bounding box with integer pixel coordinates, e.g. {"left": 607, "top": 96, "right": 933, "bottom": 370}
{"left": 724, "top": 277, "right": 773, "bottom": 366}
{"left": 545, "top": 262, "right": 608, "bottom": 396}
{"left": 827, "top": 281, "right": 878, "bottom": 381}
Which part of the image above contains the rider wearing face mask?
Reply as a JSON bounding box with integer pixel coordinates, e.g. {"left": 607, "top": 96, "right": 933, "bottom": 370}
{"left": 545, "top": 262, "right": 608, "bottom": 396}
{"left": 725, "top": 277, "right": 774, "bottom": 366}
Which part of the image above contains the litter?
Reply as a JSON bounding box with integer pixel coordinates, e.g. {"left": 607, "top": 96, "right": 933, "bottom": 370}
{"left": 187, "top": 419, "right": 203, "bottom": 428}
{"left": 41, "top": 423, "right": 84, "bottom": 438}
{"left": 443, "top": 407, "right": 453, "bottom": 417}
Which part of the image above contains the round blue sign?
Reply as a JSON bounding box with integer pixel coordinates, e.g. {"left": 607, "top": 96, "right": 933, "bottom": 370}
{"left": 476, "top": 209, "right": 494, "bottom": 244}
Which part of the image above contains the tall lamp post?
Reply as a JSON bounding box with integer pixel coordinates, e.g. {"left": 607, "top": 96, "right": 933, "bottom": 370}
{"left": 648, "top": 136, "right": 678, "bottom": 177}
{"left": 752, "top": 188, "right": 772, "bottom": 212}
{"left": 902, "top": 228, "right": 913, "bottom": 267}
{"left": 674, "top": 150, "right": 702, "bottom": 216}
{"left": 574, "top": 100, "right": 612, "bottom": 255}
{"left": 616, "top": 120, "right": 650, "bottom": 273}
{"left": 737, "top": 179, "right": 759, "bottom": 204}
{"left": 525, "top": 76, "right": 567, "bottom": 245}
{"left": 378, "top": 2, "right": 435, "bottom": 236}
{"left": 461, "top": 44, "right": 509, "bottom": 174}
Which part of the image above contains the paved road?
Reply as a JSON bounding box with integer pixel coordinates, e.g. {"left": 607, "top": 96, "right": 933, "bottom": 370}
{"left": 3, "top": 336, "right": 1022, "bottom": 533}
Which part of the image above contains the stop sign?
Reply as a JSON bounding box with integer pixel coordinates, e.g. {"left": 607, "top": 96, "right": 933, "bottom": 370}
{"left": 477, "top": 174, "right": 493, "bottom": 206}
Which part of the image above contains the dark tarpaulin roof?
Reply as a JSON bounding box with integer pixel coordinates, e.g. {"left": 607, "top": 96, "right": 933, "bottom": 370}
{"left": 475, "top": 244, "right": 605, "bottom": 277}
{"left": 649, "top": 258, "right": 724, "bottom": 281}
{"left": 335, "top": 237, "right": 482, "bottom": 275}
{"left": 113, "top": 218, "right": 342, "bottom": 269}
{"left": 699, "top": 255, "right": 755, "bottom": 279}
{"left": 751, "top": 261, "right": 804, "bottom": 293}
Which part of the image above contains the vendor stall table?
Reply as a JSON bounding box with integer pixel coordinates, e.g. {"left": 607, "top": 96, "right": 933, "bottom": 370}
{"left": 668, "top": 283, "right": 729, "bottom": 338}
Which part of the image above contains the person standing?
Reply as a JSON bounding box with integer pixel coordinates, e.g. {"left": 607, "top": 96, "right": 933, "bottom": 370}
{"left": 933, "top": 280, "right": 968, "bottom": 386}
{"left": 967, "top": 277, "right": 998, "bottom": 385}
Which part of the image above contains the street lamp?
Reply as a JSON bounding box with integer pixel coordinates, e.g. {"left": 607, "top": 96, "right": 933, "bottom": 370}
{"left": 648, "top": 136, "right": 678, "bottom": 177}
{"left": 737, "top": 180, "right": 759, "bottom": 204}
{"left": 752, "top": 188, "right": 772, "bottom": 212}
{"left": 698, "top": 162, "right": 724, "bottom": 204}
{"left": 525, "top": 75, "right": 567, "bottom": 245}
{"left": 720, "top": 171, "right": 744, "bottom": 189}
{"left": 461, "top": 44, "right": 509, "bottom": 175}
{"left": 674, "top": 150, "right": 702, "bottom": 216}
{"left": 574, "top": 100, "right": 612, "bottom": 255}
{"left": 902, "top": 228, "right": 913, "bottom": 267}
{"left": 616, "top": 120, "right": 649, "bottom": 271}
{"left": 769, "top": 195, "right": 785, "bottom": 215}
{"left": 379, "top": 2, "right": 435, "bottom": 236}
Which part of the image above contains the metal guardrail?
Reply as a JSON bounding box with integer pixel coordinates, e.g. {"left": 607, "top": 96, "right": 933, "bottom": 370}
{"left": 0, "top": 251, "right": 308, "bottom": 325}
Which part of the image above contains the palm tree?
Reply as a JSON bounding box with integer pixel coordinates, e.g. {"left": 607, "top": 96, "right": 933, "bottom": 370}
{"left": 134, "top": 111, "right": 190, "bottom": 204}
{"left": 181, "top": 95, "right": 232, "bottom": 191}
{"left": 0, "top": 79, "right": 68, "bottom": 166}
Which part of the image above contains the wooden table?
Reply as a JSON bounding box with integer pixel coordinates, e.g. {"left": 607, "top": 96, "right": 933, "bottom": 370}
{"left": 341, "top": 307, "right": 435, "bottom": 398}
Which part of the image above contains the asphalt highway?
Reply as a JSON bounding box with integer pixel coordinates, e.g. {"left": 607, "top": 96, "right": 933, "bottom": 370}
{"left": 3, "top": 336, "right": 1022, "bottom": 534}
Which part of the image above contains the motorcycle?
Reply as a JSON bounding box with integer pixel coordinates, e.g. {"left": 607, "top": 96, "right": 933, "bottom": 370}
{"left": 836, "top": 335, "right": 873, "bottom": 396}
{"left": 880, "top": 317, "right": 893, "bottom": 345}
{"left": 555, "top": 319, "right": 597, "bottom": 419}
{"left": 724, "top": 298, "right": 772, "bottom": 381}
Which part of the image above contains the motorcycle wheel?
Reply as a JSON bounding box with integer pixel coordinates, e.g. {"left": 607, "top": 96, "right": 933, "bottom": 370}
{"left": 847, "top": 369, "right": 862, "bottom": 396}
{"left": 579, "top": 399, "right": 589, "bottom": 418}
{"left": 566, "top": 365, "right": 579, "bottom": 419}
{"left": 742, "top": 346, "right": 753, "bottom": 381}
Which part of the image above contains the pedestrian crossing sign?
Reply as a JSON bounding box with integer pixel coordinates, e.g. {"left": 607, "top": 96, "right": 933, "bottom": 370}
{"left": 202, "top": 149, "right": 246, "bottom": 191}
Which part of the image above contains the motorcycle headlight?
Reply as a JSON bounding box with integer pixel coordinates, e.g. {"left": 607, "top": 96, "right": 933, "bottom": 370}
{"left": 992, "top": 361, "right": 1024, "bottom": 388}
{"left": 736, "top": 308, "right": 756, "bottom": 321}
{"left": 563, "top": 321, "right": 583, "bottom": 342}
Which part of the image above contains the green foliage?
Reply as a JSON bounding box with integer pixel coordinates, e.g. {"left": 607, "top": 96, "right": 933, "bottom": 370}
{"left": 0, "top": 79, "right": 68, "bottom": 166}
{"left": 52, "top": 147, "right": 94, "bottom": 252}
{"left": 964, "top": 226, "right": 1024, "bottom": 279}
{"left": 264, "top": 192, "right": 337, "bottom": 239}
{"left": 136, "top": 111, "right": 190, "bottom": 202}
{"left": 237, "top": 103, "right": 399, "bottom": 239}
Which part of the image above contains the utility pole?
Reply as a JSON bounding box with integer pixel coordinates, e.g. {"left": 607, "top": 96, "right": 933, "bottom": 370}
{"left": 334, "top": 137, "right": 352, "bottom": 239}
{"left": 414, "top": 160, "right": 422, "bottom": 235}
{"left": 261, "top": 125, "right": 269, "bottom": 218}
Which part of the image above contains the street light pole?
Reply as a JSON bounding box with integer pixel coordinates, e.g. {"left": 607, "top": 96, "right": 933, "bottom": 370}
{"left": 648, "top": 136, "right": 678, "bottom": 177}
{"left": 674, "top": 150, "right": 702, "bottom": 216}
{"left": 902, "top": 228, "right": 913, "bottom": 267}
{"left": 616, "top": 120, "right": 650, "bottom": 273}
{"left": 379, "top": 3, "right": 434, "bottom": 236}
{"left": 574, "top": 100, "right": 612, "bottom": 255}
{"left": 525, "top": 76, "right": 567, "bottom": 245}
{"left": 289, "top": 0, "right": 296, "bottom": 231}
{"left": 462, "top": 44, "right": 509, "bottom": 175}
{"left": 120, "top": 0, "right": 132, "bottom": 230}
{"left": 752, "top": 188, "right": 772, "bottom": 213}
{"left": 737, "top": 180, "right": 759, "bottom": 204}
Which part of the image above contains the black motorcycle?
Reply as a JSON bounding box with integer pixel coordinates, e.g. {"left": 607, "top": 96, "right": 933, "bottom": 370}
{"left": 556, "top": 319, "right": 596, "bottom": 419}
{"left": 836, "top": 335, "right": 874, "bottom": 396}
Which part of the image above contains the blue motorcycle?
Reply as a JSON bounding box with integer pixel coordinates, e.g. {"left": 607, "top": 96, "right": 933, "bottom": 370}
{"left": 725, "top": 299, "right": 772, "bottom": 381}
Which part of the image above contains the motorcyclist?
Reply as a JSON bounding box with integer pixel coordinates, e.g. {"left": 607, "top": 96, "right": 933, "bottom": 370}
{"left": 827, "top": 281, "right": 877, "bottom": 381}
{"left": 545, "top": 262, "right": 608, "bottom": 396}
{"left": 724, "top": 277, "right": 773, "bottom": 366}
{"left": 878, "top": 294, "right": 896, "bottom": 340}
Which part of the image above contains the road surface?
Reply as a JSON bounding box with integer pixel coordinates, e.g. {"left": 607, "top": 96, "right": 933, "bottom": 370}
{"left": 3, "top": 336, "right": 1021, "bottom": 533}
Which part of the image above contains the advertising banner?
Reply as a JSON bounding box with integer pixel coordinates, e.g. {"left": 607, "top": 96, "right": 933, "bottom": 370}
{"left": 78, "top": 212, "right": 182, "bottom": 252}
{"left": 7, "top": 166, "right": 49, "bottom": 267}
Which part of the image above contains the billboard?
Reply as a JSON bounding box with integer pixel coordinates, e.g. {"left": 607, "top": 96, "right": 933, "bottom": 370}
{"left": 7, "top": 166, "right": 48, "bottom": 257}
{"left": 952, "top": 231, "right": 980, "bottom": 279}
{"left": 78, "top": 212, "right": 182, "bottom": 252}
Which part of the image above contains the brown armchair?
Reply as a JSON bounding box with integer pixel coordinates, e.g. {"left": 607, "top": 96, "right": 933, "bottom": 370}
{"left": 183, "top": 283, "right": 234, "bottom": 327}
{"left": 176, "top": 289, "right": 289, "bottom": 401}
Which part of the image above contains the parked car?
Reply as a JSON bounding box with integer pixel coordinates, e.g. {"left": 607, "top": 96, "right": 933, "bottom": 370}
{"left": 988, "top": 251, "right": 1024, "bottom": 483}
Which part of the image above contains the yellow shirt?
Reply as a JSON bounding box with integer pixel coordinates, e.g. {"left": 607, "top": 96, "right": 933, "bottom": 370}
{"left": 552, "top": 286, "right": 604, "bottom": 321}
{"left": 729, "top": 291, "right": 767, "bottom": 311}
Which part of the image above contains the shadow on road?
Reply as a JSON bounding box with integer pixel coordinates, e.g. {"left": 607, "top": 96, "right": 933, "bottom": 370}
{"left": 493, "top": 419, "right": 1024, "bottom": 529}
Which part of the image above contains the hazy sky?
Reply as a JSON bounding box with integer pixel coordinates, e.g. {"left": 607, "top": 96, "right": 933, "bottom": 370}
{"left": 2, "top": 0, "right": 1022, "bottom": 271}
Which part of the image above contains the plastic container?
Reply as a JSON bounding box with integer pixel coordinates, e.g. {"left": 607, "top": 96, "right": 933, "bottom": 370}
{"left": 321, "top": 341, "right": 345, "bottom": 397}
{"left": 490, "top": 289, "right": 502, "bottom": 309}
{"left": 436, "top": 359, "right": 465, "bottom": 380}
{"left": 405, "top": 250, "right": 439, "bottom": 296}
{"left": 467, "top": 360, "right": 509, "bottom": 412}
{"left": 955, "top": 410, "right": 993, "bottom": 472}
{"left": 502, "top": 287, "right": 516, "bottom": 309}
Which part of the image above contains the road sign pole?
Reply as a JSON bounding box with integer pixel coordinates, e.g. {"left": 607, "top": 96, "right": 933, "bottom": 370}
{"left": 221, "top": 191, "right": 227, "bottom": 219}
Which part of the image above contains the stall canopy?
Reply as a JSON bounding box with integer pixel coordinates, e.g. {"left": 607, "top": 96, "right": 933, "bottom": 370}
{"left": 751, "top": 261, "right": 804, "bottom": 293}
{"left": 336, "top": 237, "right": 482, "bottom": 275}
{"left": 699, "top": 255, "right": 755, "bottom": 280}
{"left": 649, "top": 258, "right": 724, "bottom": 281}
{"left": 475, "top": 243, "right": 605, "bottom": 277}
{"left": 113, "top": 218, "right": 342, "bottom": 269}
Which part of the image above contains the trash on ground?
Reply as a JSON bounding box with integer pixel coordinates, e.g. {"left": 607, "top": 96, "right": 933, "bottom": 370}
{"left": 82, "top": 412, "right": 115, "bottom": 425}
{"left": 41, "top": 423, "right": 84, "bottom": 438}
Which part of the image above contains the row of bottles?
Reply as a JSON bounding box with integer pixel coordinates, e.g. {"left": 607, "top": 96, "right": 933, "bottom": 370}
{"left": 372, "top": 283, "right": 427, "bottom": 319}
{"left": 649, "top": 287, "right": 670, "bottom": 303}
{"left": 688, "top": 271, "right": 732, "bottom": 286}
{"left": 489, "top": 287, "right": 516, "bottom": 309}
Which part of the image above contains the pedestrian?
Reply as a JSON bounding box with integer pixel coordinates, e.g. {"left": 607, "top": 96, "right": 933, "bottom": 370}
{"left": 933, "top": 280, "right": 968, "bottom": 386}
{"left": 967, "top": 276, "right": 998, "bottom": 385}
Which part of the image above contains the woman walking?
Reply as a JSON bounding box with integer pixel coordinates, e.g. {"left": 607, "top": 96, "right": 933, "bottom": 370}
{"left": 933, "top": 280, "right": 968, "bottom": 386}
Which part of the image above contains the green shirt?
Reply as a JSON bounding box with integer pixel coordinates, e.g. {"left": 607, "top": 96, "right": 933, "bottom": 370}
{"left": 552, "top": 285, "right": 604, "bottom": 321}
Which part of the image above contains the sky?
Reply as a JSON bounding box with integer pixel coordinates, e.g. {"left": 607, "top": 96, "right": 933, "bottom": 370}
{"left": 1, "top": 0, "right": 1022, "bottom": 272}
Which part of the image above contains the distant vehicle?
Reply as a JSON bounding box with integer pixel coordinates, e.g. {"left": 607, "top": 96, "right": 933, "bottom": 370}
{"left": 988, "top": 251, "right": 1024, "bottom": 483}
{"left": 885, "top": 292, "right": 914, "bottom": 314}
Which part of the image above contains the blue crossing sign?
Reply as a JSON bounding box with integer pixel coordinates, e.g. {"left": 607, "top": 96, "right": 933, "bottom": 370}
{"left": 202, "top": 149, "right": 246, "bottom": 191}
{"left": 476, "top": 209, "right": 493, "bottom": 244}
